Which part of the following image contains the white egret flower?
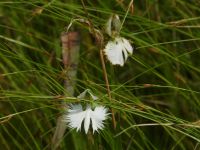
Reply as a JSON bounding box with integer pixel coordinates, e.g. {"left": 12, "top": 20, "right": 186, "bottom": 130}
{"left": 104, "top": 37, "right": 133, "bottom": 66}
{"left": 63, "top": 89, "right": 109, "bottom": 134}
{"left": 64, "top": 104, "right": 108, "bottom": 133}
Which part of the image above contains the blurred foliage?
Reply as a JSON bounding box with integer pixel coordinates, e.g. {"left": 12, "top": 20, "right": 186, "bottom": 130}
{"left": 1, "top": 0, "right": 200, "bottom": 149}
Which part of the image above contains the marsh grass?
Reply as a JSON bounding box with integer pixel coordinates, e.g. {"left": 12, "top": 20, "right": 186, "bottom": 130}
{"left": 1, "top": 0, "right": 200, "bottom": 149}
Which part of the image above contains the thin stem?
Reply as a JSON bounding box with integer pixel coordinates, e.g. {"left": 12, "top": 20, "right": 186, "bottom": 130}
{"left": 80, "top": 0, "right": 95, "bottom": 34}
{"left": 81, "top": 0, "right": 116, "bottom": 129}
{"left": 100, "top": 49, "right": 116, "bottom": 129}
{"left": 119, "top": 0, "right": 134, "bottom": 32}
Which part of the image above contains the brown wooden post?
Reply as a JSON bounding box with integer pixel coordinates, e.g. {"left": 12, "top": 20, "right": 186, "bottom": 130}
{"left": 52, "top": 31, "right": 80, "bottom": 150}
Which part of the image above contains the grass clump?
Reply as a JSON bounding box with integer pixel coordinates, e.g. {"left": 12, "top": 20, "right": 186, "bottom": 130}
{"left": 1, "top": 0, "right": 200, "bottom": 149}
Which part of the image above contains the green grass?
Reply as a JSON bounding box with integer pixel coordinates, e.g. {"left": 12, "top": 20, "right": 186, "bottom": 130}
{"left": 1, "top": 0, "right": 200, "bottom": 149}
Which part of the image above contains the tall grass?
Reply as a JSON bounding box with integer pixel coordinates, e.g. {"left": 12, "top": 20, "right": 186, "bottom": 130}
{"left": 1, "top": 0, "right": 200, "bottom": 149}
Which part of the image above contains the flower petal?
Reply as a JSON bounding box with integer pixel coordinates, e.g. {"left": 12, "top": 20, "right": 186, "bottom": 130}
{"left": 116, "top": 37, "right": 129, "bottom": 62}
{"left": 122, "top": 38, "right": 133, "bottom": 54}
{"left": 77, "top": 90, "right": 88, "bottom": 99}
{"left": 90, "top": 106, "right": 108, "bottom": 133}
{"left": 105, "top": 14, "right": 121, "bottom": 36}
{"left": 64, "top": 104, "right": 85, "bottom": 132}
{"left": 105, "top": 16, "right": 112, "bottom": 36}
{"left": 84, "top": 106, "right": 92, "bottom": 134}
{"left": 104, "top": 37, "right": 133, "bottom": 66}
{"left": 77, "top": 89, "right": 99, "bottom": 100}
{"left": 104, "top": 39, "right": 124, "bottom": 66}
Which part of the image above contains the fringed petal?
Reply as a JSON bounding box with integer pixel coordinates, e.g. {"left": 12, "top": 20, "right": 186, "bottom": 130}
{"left": 91, "top": 106, "right": 108, "bottom": 133}
{"left": 64, "top": 104, "right": 85, "bottom": 132}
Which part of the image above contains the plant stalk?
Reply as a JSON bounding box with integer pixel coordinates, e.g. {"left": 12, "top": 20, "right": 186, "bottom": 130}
{"left": 100, "top": 49, "right": 116, "bottom": 129}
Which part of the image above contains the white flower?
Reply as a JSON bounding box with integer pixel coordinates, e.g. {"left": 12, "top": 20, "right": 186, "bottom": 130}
{"left": 63, "top": 89, "right": 109, "bottom": 134}
{"left": 64, "top": 104, "right": 108, "bottom": 134}
{"left": 104, "top": 37, "right": 133, "bottom": 66}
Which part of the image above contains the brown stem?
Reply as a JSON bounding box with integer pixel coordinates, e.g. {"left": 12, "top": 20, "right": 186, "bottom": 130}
{"left": 81, "top": 0, "right": 116, "bottom": 129}
{"left": 80, "top": 0, "right": 95, "bottom": 34}
{"left": 100, "top": 49, "right": 116, "bottom": 129}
